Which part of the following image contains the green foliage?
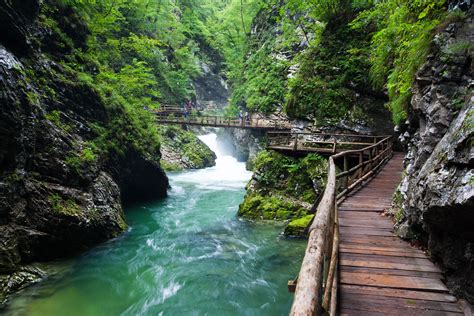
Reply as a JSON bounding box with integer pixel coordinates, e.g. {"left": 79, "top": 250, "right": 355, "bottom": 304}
{"left": 45, "top": 110, "right": 72, "bottom": 132}
{"left": 252, "top": 150, "right": 327, "bottom": 202}
{"left": 352, "top": 0, "right": 447, "bottom": 124}
{"left": 39, "top": 0, "right": 236, "bottom": 166}
{"left": 49, "top": 194, "right": 81, "bottom": 216}
{"left": 285, "top": 12, "right": 375, "bottom": 121}
{"left": 66, "top": 142, "right": 98, "bottom": 172}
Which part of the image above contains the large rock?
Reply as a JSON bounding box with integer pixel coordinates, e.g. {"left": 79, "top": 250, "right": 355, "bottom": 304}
{"left": 0, "top": 0, "right": 168, "bottom": 303}
{"left": 397, "top": 7, "right": 474, "bottom": 302}
{"left": 159, "top": 126, "right": 216, "bottom": 172}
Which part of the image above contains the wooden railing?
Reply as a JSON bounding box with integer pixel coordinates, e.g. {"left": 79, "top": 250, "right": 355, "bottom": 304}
{"left": 289, "top": 135, "right": 393, "bottom": 315}
{"left": 154, "top": 113, "right": 292, "bottom": 130}
{"left": 267, "top": 132, "right": 387, "bottom": 154}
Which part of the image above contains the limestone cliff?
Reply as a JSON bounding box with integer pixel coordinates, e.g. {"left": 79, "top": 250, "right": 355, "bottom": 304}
{"left": 396, "top": 6, "right": 474, "bottom": 302}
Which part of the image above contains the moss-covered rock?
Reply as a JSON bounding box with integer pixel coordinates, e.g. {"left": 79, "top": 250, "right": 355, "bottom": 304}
{"left": 238, "top": 193, "right": 308, "bottom": 220}
{"left": 238, "top": 150, "right": 328, "bottom": 236}
{"left": 159, "top": 126, "right": 216, "bottom": 171}
{"left": 284, "top": 215, "right": 314, "bottom": 237}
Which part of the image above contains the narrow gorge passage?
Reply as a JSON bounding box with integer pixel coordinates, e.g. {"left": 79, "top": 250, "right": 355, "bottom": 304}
{"left": 4, "top": 134, "right": 306, "bottom": 316}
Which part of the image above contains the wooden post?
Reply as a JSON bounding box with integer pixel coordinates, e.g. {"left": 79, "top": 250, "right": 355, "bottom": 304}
{"left": 322, "top": 212, "right": 339, "bottom": 312}
{"left": 358, "top": 152, "right": 363, "bottom": 178}
{"left": 332, "top": 141, "right": 337, "bottom": 154}
{"left": 343, "top": 156, "right": 348, "bottom": 189}
{"left": 293, "top": 134, "right": 298, "bottom": 151}
{"left": 368, "top": 148, "right": 373, "bottom": 169}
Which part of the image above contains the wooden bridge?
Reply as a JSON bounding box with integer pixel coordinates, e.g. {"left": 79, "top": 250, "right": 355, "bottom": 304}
{"left": 154, "top": 110, "right": 292, "bottom": 130}
{"left": 288, "top": 137, "right": 465, "bottom": 315}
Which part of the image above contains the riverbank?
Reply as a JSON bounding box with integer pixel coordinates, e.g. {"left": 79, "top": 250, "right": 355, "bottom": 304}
{"left": 2, "top": 134, "right": 306, "bottom": 315}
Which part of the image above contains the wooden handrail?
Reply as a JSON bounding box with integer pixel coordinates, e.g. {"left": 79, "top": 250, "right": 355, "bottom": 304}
{"left": 290, "top": 136, "right": 393, "bottom": 315}
{"left": 267, "top": 131, "right": 390, "bottom": 140}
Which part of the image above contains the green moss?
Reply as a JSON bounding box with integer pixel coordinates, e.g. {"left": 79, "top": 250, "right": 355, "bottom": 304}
{"left": 45, "top": 110, "right": 73, "bottom": 132}
{"left": 4, "top": 171, "right": 22, "bottom": 184}
{"left": 392, "top": 189, "right": 405, "bottom": 223}
{"left": 284, "top": 214, "right": 314, "bottom": 237}
{"left": 238, "top": 193, "right": 306, "bottom": 220}
{"left": 160, "top": 160, "right": 183, "bottom": 172}
{"left": 117, "top": 216, "right": 128, "bottom": 231}
{"left": 65, "top": 142, "right": 98, "bottom": 172}
{"left": 49, "top": 194, "right": 81, "bottom": 216}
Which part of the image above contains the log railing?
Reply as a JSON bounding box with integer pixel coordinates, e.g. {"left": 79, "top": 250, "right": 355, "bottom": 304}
{"left": 289, "top": 135, "right": 393, "bottom": 315}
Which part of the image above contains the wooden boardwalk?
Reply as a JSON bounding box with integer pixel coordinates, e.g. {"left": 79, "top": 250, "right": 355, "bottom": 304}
{"left": 154, "top": 112, "right": 292, "bottom": 130}
{"left": 338, "top": 153, "right": 463, "bottom": 315}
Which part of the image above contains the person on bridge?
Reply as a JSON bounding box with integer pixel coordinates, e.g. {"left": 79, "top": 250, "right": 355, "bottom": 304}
{"left": 183, "top": 103, "right": 189, "bottom": 120}
{"left": 238, "top": 110, "right": 243, "bottom": 126}
{"left": 245, "top": 111, "right": 250, "bottom": 125}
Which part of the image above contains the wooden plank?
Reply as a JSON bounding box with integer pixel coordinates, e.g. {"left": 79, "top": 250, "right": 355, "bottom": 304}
{"left": 340, "top": 253, "right": 437, "bottom": 268}
{"left": 340, "top": 246, "right": 429, "bottom": 259}
{"left": 340, "top": 309, "right": 392, "bottom": 316}
{"left": 340, "top": 307, "right": 461, "bottom": 316}
{"left": 340, "top": 265, "right": 443, "bottom": 279}
{"left": 339, "top": 207, "right": 386, "bottom": 212}
{"left": 340, "top": 204, "right": 392, "bottom": 209}
{"left": 339, "top": 216, "right": 393, "bottom": 223}
{"left": 341, "top": 293, "right": 462, "bottom": 314}
{"left": 340, "top": 258, "right": 442, "bottom": 273}
{"left": 340, "top": 271, "right": 447, "bottom": 291}
{"left": 340, "top": 227, "right": 394, "bottom": 236}
{"left": 340, "top": 242, "right": 423, "bottom": 254}
{"left": 338, "top": 212, "right": 390, "bottom": 219}
{"left": 340, "top": 284, "right": 458, "bottom": 302}
{"left": 339, "top": 221, "right": 394, "bottom": 229}
{"left": 339, "top": 236, "right": 409, "bottom": 248}
{"left": 339, "top": 218, "right": 393, "bottom": 226}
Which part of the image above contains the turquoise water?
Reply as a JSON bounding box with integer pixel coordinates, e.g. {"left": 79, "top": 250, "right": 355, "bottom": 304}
{"left": 4, "top": 134, "right": 305, "bottom": 316}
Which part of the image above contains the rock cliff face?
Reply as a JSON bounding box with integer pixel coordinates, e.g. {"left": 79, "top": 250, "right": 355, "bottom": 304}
{"left": 0, "top": 0, "right": 168, "bottom": 302}
{"left": 218, "top": 128, "right": 265, "bottom": 170}
{"left": 396, "top": 6, "right": 473, "bottom": 302}
{"left": 159, "top": 126, "right": 216, "bottom": 171}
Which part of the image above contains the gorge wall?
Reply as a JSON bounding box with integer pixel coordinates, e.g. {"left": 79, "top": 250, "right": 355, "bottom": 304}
{"left": 0, "top": 0, "right": 169, "bottom": 302}
{"left": 396, "top": 6, "right": 474, "bottom": 302}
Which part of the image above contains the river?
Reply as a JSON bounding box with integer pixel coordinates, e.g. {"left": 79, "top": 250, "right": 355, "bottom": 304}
{"left": 4, "top": 133, "right": 305, "bottom": 316}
